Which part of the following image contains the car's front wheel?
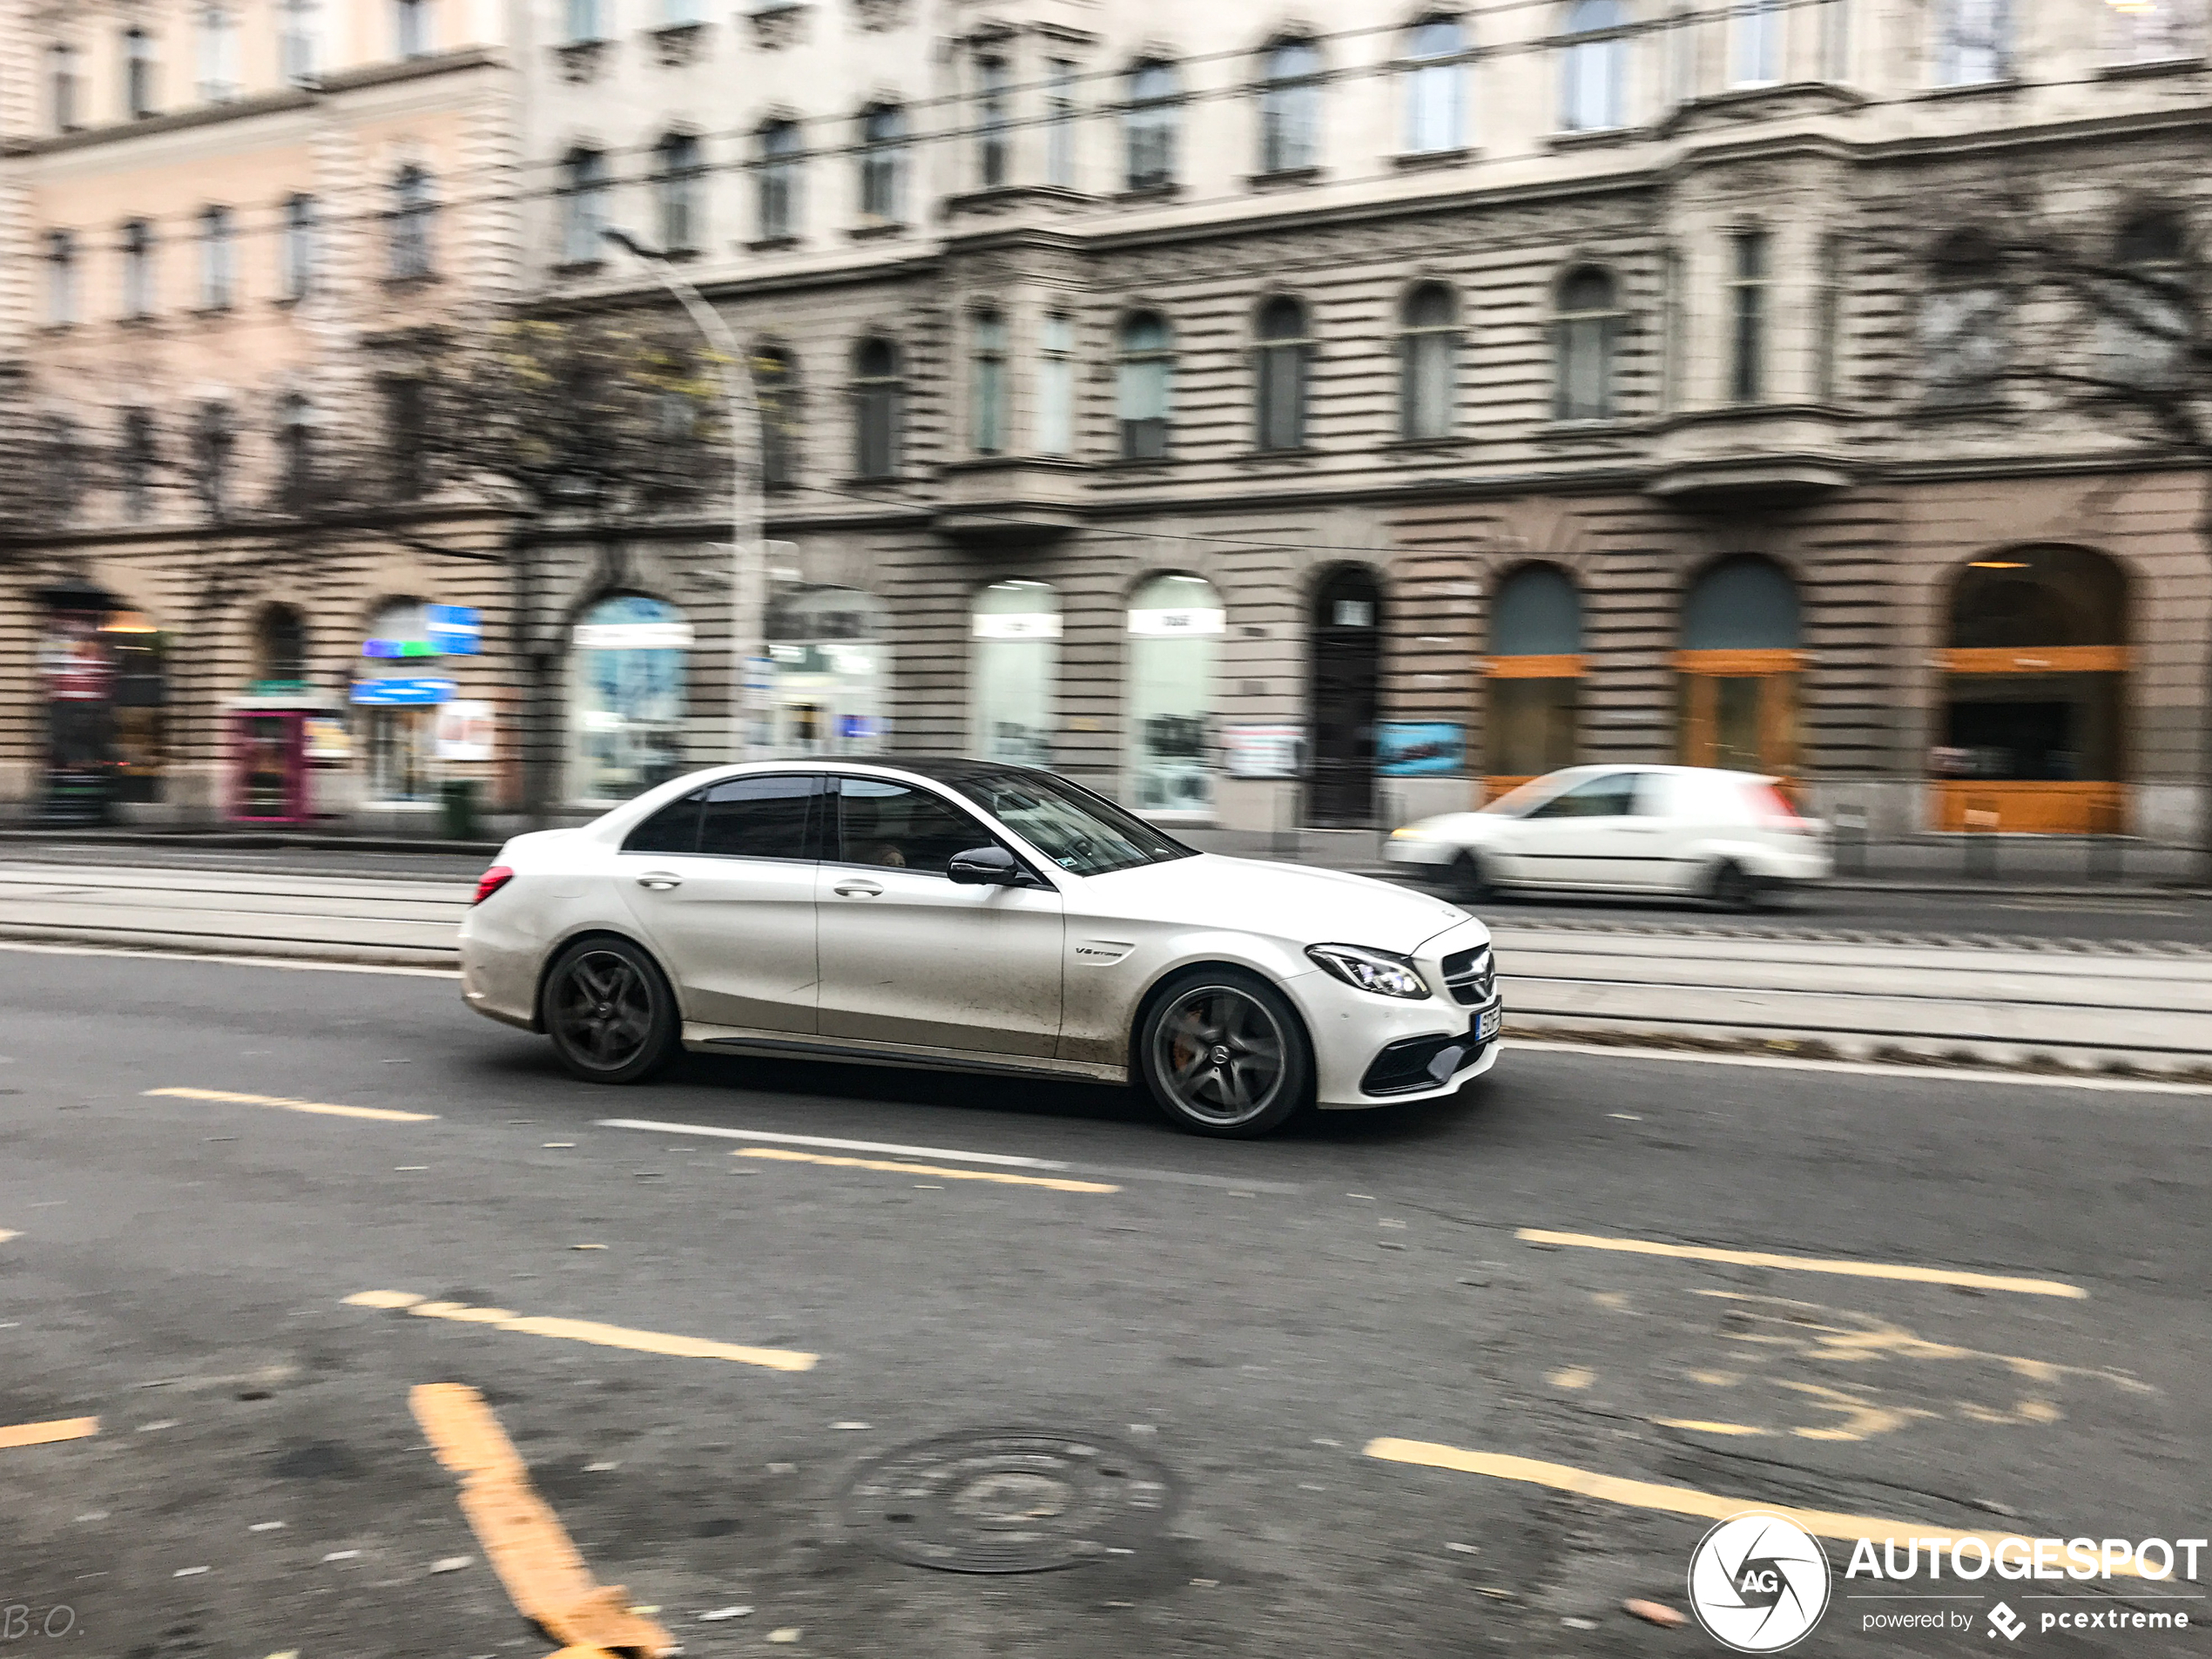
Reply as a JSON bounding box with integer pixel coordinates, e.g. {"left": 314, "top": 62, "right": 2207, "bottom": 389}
{"left": 542, "top": 937, "right": 681, "bottom": 1084}
{"left": 1136, "top": 968, "right": 1314, "bottom": 1137}
{"left": 1447, "top": 849, "right": 1494, "bottom": 907}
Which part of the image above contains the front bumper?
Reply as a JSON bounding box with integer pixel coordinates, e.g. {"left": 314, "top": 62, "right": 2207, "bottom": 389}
{"left": 1383, "top": 836, "right": 1460, "bottom": 869}
{"left": 1286, "top": 920, "right": 1501, "bottom": 1109}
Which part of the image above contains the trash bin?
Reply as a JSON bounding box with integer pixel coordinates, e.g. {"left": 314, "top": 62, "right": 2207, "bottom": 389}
{"left": 439, "top": 779, "right": 481, "bottom": 842}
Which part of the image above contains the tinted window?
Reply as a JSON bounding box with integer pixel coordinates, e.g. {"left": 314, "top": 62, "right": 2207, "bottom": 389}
{"left": 624, "top": 791, "right": 703, "bottom": 853}
{"left": 1525, "top": 772, "right": 1638, "bottom": 819}
{"left": 698, "top": 774, "right": 818, "bottom": 859}
{"left": 835, "top": 778, "right": 989, "bottom": 876}
{"left": 949, "top": 769, "right": 1192, "bottom": 876}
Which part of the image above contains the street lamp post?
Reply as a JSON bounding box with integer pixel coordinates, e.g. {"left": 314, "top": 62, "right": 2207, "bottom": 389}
{"left": 604, "top": 227, "right": 769, "bottom": 762}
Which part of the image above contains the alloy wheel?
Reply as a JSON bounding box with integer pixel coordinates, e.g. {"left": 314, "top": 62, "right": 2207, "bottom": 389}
{"left": 1151, "top": 986, "right": 1289, "bottom": 1128}
{"left": 550, "top": 948, "right": 656, "bottom": 1071}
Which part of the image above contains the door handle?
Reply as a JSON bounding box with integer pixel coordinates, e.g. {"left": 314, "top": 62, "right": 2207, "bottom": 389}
{"left": 634, "top": 872, "right": 684, "bottom": 891}
{"left": 833, "top": 880, "right": 882, "bottom": 899}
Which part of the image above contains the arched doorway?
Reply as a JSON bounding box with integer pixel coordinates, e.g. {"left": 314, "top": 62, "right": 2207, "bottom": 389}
{"left": 1485, "top": 563, "right": 1582, "bottom": 799}
{"left": 1936, "top": 545, "right": 2127, "bottom": 833}
{"left": 1676, "top": 556, "right": 1804, "bottom": 779}
{"left": 1308, "top": 565, "right": 1383, "bottom": 826}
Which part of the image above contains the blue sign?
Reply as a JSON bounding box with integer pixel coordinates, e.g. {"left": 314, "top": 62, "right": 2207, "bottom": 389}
{"left": 350, "top": 678, "right": 455, "bottom": 707}
{"left": 839, "top": 714, "right": 879, "bottom": 740}
{"left": 1378, "top": 722, "right": 1467, "bottom": 777}
{"left": 426, "top": 605, "right": 482, "bottom": 656}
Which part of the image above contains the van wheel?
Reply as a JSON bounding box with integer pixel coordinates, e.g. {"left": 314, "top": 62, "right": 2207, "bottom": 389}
{"left": 1708, "top": 860, "right": 1762, "bottom": 913}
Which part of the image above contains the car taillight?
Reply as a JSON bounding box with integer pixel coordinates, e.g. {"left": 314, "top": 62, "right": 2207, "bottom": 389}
{"left": 1750, "top": 785, "right": 1812, "bottom": 833}
{"left": 473, "top": 865, "right": 515, "bottom": 906}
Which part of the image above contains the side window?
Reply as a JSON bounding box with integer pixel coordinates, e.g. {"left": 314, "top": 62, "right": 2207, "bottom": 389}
{"left": 1526, "top": 772, "right": 1636, "bottom": 819}
{"left": 834, "top": 778, "right": 992, "bottom": 876}
{"left": 1623, "top": 772, "right": 1666, "bottom": 815}
{"left": 623, "top": 791, "right": 704, "bottom": 853}
{"left": 698, "top": 774, "right": 819, "bottom": 859}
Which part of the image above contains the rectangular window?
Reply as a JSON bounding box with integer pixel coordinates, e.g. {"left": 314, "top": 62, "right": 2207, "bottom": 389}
{"left": 977, "top": 57, "right": 1010, "bottom": 189}
{"left": 384, "top": 379, "right": 428, "bottom": 499}
{"left": 198, "top": 7, "right": 239, "bottom": 102}
{"left": 1813, "top": 233, "right": 1841, "bottom": 401}
{"left": 1404, "top": 22, "right": 1465, "bottom": 153}
{"left": 1822, "top": 0, "right": 1851, "bottom": 78}
{"left": 1730, "top": 229, "right": 1769, "bottom": 403}
{"left": 757, "top": 122, "right": 800, "bottom": 239}
{"left": 972, "top": 313, "right": 1008, "bottom": 455}
{"left": 280, "top": 0, "right": 318, "bottom": 82}
{"left": 834, "top": 778, "right": 983, "bottom": 875}
{"left": 395, "top": 0, "right": 432, "bottom": 56}
{"left": 121, "top": 409, "right": 157, "bottom": 522}
{"left": 1936, "top": 0, "right": 2009, "bottom": 84}
{"left": 701, "top": 775, "right": 818, "bottom": 860}
{"left": 1125, "top": 64, "right": 1179, "bottom": 189}
{"left": 1660, "top": 244, "right": 1683, "bottom": 411}
{"left": 1561, "top": 33, "right": 1625, "bottom": 131}
{"left": 565, "top": 0, "right": 604, "bottom": 44}
{"left": 50, "top": 44, "right": 81, "bottom": 132}
{"left": 1037, "top": 312, "right": 1075, "bottom": 455}
{"left": 1045, "top": 59, "right": 1077, "bottom": 187}
{"left": 663, "top": 0, "right": 706, "bottom": 20}
{"left": 1259, "top": 47, "right": 1322, "bottom": 173}
{"left": 125, "top": 29, "right": 158, "bottom": 117}
{"left": 47, "top": 232, "right": 78, "bottom": 327}
{"left": 658, "top": 138, "right": 702, "bottom": 252}
{"left": 282, "top": 195, "right": 317, "bottom": 300}
{"left": 563, "top": 153, "right": 610, "bottom": 265}
{"left": 122, "top": 219, "right": 156, "bottom": 317}
{"left": 200, "top": 207, "right": 236, "bottom": 309}
{"left": 1730, "top": 0, "right": 1782, "bottom": 84}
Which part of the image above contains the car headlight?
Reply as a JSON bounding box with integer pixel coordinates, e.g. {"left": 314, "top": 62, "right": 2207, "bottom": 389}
{"left": 1305, "top": 943, "right": 1433, "bottom": 1000}
{"left": 1389, "top": 826, "right": 1429, "bottom": 840}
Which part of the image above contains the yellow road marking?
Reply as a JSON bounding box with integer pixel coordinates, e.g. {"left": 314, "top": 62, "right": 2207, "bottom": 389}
{"left": 145, "top": 1087, "right": 436, "bottom": 1123}
{"left": 0, "top": 1416, "right": 98, "bottom": 1449}
{"left": 1547, "top": 1367, "right": 1595, "bottom": 1390}
{"left": 0, "top": 1230, "right": 16, "bottom": 1244}
{"left": 345, "top": 1292, "right": 816, "bottom": 1372}
{"left": 735, "top": 1146, "right": 1119, "bottom": 1193}
{"left": 1364, "top": 1439, "right": 2161, "bottom": 1576}
{"left": 1516, "top": 1228, "right": 2086, "bottom": 1298}
{"left": 410, "top": 1384, "right": 675, "bottom": 1657}
{"left": 1655, "top": 1419, "right": 1770, "bottom": 1436}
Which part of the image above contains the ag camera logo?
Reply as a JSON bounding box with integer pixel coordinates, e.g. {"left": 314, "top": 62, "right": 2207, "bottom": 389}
{"left": 1689, "top": 1511, "right": 1834, "bottom": 1652}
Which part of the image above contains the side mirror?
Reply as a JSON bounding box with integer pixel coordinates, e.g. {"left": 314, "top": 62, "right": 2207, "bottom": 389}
{"left": 948, "top": 845, "right": 1021, "bottom": 887}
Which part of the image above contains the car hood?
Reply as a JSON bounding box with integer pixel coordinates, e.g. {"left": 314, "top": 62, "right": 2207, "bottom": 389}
{"left": 1076, "top": 853, "right": 1477, "bottom": 954}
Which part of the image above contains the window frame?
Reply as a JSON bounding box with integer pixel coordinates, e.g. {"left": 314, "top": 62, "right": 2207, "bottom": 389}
{"left": 280, "top": 193, "right": 317, "bottom": 302}
{"left": 1124, "top": 60, "right": 1181, "bottom": 190}
{"left": 852, "top": 337, "right": 904, "bottom": 480}
{"left": 560, "top": 149, "right": 610, "bottom": 266}
{"left": 1045, "top": 58, "right": 1078, "bottom": 188}
{"left": 655, "top": 132, "right": 705, "bottom": 254}
{"left": 46, "top": 230, "right": 79, "bottom": 327}
{"left": 1399, "top": 282, "right": 1460, "bottom": 441}
{"left": 976, "top": 55, "right": 1012, "bottom": 189}
{"left": 1253, "top": 295, "right": 1313, "bottom": 452}
{"left": 1729, "top": 227, "right": 1770, "bottom": 404}
{"left": 1559, "top": 0, "right": 1629, "bottom": 132}
{"left": 124, "top": 27, "right": 158, "bottom": 118}
{"left": 1933, "top": 0, "right": 2010, "bottom": 85}
{"left": 1403, "top": 17, "right": 1468, "bottom": 155}
{"left": 50, "top": 41, "right": 83, "bottom": 133}
{"left": 858, "top": 104, "right": 907, "bottom": 226}
{"left": 824, "top": 773, "right": 1010, "bottom": 877}
{"left": 395, "top": 0, "right": 432, "bottom": 57}
{"left": 1116, "top": 312, "right": 1174, "bottom": 461}
{"left": 198, "top": 205, "right": 236, "bottom": 310}
{"left": 970, "top": 309, "right": 1009, "bottom": 455}
{"left": 1730, "top": 0, "right": 1784, "bottom": 86}
{"left": 1258, "top": 38, "right": 1325, "bottom": 174}
{"left": 1554, "top": 266, "right": 1622, "bottom": 421}
{"left": 389, "top": 165, "right": 437, "bottom": 280}
{"left": 756, "top": 119, "right": 802, "bottom": 240}
{"left": 1037, "top": 311, "right": 1076, "bottom": 457}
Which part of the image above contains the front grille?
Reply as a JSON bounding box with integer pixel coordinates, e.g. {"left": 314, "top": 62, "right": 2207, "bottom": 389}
{"left": 1440, "top": 945, "right": 1494, "bottom": 1007}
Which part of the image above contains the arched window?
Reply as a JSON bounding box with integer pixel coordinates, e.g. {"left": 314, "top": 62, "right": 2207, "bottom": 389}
{"left": 1128, "top": 574, "right": 1224, "bottom": 813}
{"left": 1939, "top": 546, "right": 2128, "bottom": 832}
{"left": 561, "top": 148, "right": 609, "bottom": 266}
{"left": 1921, "top": 228, "right": 2006, "bottom": 405}
{"left": 755, "top": 346, "right": 799, "bottom": 489}
{"left": 859, "top": 104, "right": 907, "bottom": 225}
{"left": 1405, "top": 18, "right": 1466, "bottom": 154}
{"left": 654, "top": 132, "right": 704, "bottom": 253}
{"left": 1118, "top": 313, "right": 1174, "bottom": 460}
{"left": 1254, "top": 296, "right": 1312, "bottom": 452}
{"left": 971, "top": 581, "right": 1060, "bottom": 765}
{"left": 254, "top": 603, "right": 307, "bottom": 685}
{"left": 1933, "top": 0, "right": 2009, "bottom": 84}
{"left": 1125, "top": 60, "right": 1180, "bottom": 189}
{"left": 1560, "top": 0, "right": 1628, "bottom": 131}
{"left": 1486, "top": 563, "right": 1584, "bottom": 784}
{"left": 756, "top": 118, "right": 801, "bottom": 240}
{"left": 1399, "top": 283, "right": 1459, "bottom": 440}
{"left": 571, "top": 593, "right": 691, "bottom": 802}
{"left": 277, "top": 393, "right": 314, "bottom": 510}
{"left": 853, "top": 337, "right": 903, "bottom": 479}
{"left": 1258, "top": 39, "right": 1323, "bottom": 173}
{"left": 1554, "top": 266, "right": 1620, "bottom": 421}
{"left": 389, "top": 165, "right": 435, "bottom": 279}
{"left": 2104, "top": 212, "right": 2188, "bottom": 386}
{"left": 970, "top": 310, "right": 1008, "bottom": 455}
{"left": 1677, "top": 555, "right": 1803, "bottom": 778}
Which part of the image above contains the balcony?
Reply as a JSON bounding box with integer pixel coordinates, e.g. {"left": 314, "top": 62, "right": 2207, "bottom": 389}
{"left": 1644, "top": 405, "right": 1855, "bottom": 512}
{"left": 932, "top": 457, "right": 1087, "bottom": 543}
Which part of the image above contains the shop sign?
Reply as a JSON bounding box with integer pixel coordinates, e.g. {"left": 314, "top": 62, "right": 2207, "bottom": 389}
{"left": 1223, "top": 724, "right": 1305, "bottom": 779}
{"left": 42, "top": 617, "right": 115, "bottom": 703}
{"left": 303, "top": 717, "right": 352, "bottom": 761}
{"left": 1378, "top": 722, "right": 1467, "bottom": 777}
{"left": 972, "top": 613, "right": 1062, "bottom": 641}
{"left": 435, "top": 700, "right": 495, "bottom": 761}
{"left": 839, "top": 714, "right": 880, "bottom": 741}
{"left": 350, "top": 678, "right": 455, "bottom": 706}
{"left": 426, "top": 605, "right": 482, "bottom": 655}
{"left": 576, "top": 622, "right": 695, "bottom": 650}
{"left": 1127, "top": 607, "right": 1226, "bottom": 637}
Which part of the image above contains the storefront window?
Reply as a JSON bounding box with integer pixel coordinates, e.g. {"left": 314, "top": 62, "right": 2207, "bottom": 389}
{"left": 970, "top": 581, "right": 1060, "bottom": 765}
{"left": 1486, "top": 563, "right": 1583, "bottom": 791}
{"left": 767, "top": 585, "right": 886, "bottom": 755}
{"left": 1127, "top": 573, "right": 1223, "bottom": 814}
{"left": 572, "top": 594, "right": 691, "bottom": 802}
{"left": 105, "top": 612, "right": 168, "bottom": 804}
{"left": 354, "top": 598, "right": 445, "bottom": 804}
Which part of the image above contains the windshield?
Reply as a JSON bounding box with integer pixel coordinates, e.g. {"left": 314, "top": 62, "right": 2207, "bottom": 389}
{"left": 951, "top": 771, "right": 1197, "bottom": 877}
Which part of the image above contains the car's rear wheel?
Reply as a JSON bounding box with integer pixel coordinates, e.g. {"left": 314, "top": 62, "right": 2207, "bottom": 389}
{"left": 1137, "top": 968, "right": 1313, "bottom": 1137}
{"left": 543, "top": 937, "right": 680, "bottom": 1084}
{"left": 1708, "top": 859, "right": 1763, "bottom": 913}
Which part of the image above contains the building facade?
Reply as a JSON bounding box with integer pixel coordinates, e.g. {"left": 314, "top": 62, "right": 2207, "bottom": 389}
{"left": 0, "top": 0, "right": 519, "bottom": 827}
{"left": 506, "top": 0, "right": 2211, "bottom": 843}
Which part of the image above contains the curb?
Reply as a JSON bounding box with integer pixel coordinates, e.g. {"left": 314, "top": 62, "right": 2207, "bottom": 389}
{"left": 0, "top": 924, "right": 456, "bottom": 970}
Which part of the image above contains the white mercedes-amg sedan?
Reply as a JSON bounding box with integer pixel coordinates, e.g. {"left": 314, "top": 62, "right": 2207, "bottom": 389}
{"left": 459, "top": 759, "right": 1501, "bottom": 1137}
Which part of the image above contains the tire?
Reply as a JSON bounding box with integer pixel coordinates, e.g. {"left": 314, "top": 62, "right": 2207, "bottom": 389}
{"left": 1136, "top": 968, "right": 1315, "bottom": 1138}
{"left": 541, "top": 936, "right": 682, "bottom": 1084}
{"left": 1708, "top": 859, "right": 1763, "bottom": 913}
{"left": 1447, "top": 850, "right": 1494, "bottom": 907}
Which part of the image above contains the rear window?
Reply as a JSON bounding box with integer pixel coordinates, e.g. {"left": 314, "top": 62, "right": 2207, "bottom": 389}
{"left": 623, "top": 792, "right": 702, "bottom": 853}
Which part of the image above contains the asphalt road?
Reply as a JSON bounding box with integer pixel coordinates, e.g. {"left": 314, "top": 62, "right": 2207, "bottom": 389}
{"left": 5, "top": 837, "right": 2212, "bottom": 948}
{"left": 2, "top": 945, "right": 2207, "bottom": 1657}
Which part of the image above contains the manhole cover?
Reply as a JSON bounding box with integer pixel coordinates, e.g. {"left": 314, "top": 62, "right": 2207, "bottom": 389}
{"left": 845, "top": 1428, "right": 1172, "bottom": 1574}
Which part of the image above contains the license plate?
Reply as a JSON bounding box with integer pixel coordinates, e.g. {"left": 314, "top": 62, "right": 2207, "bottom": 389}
{"left": 1478, "top": 1006, "right": 1502, "bottom": 1042}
